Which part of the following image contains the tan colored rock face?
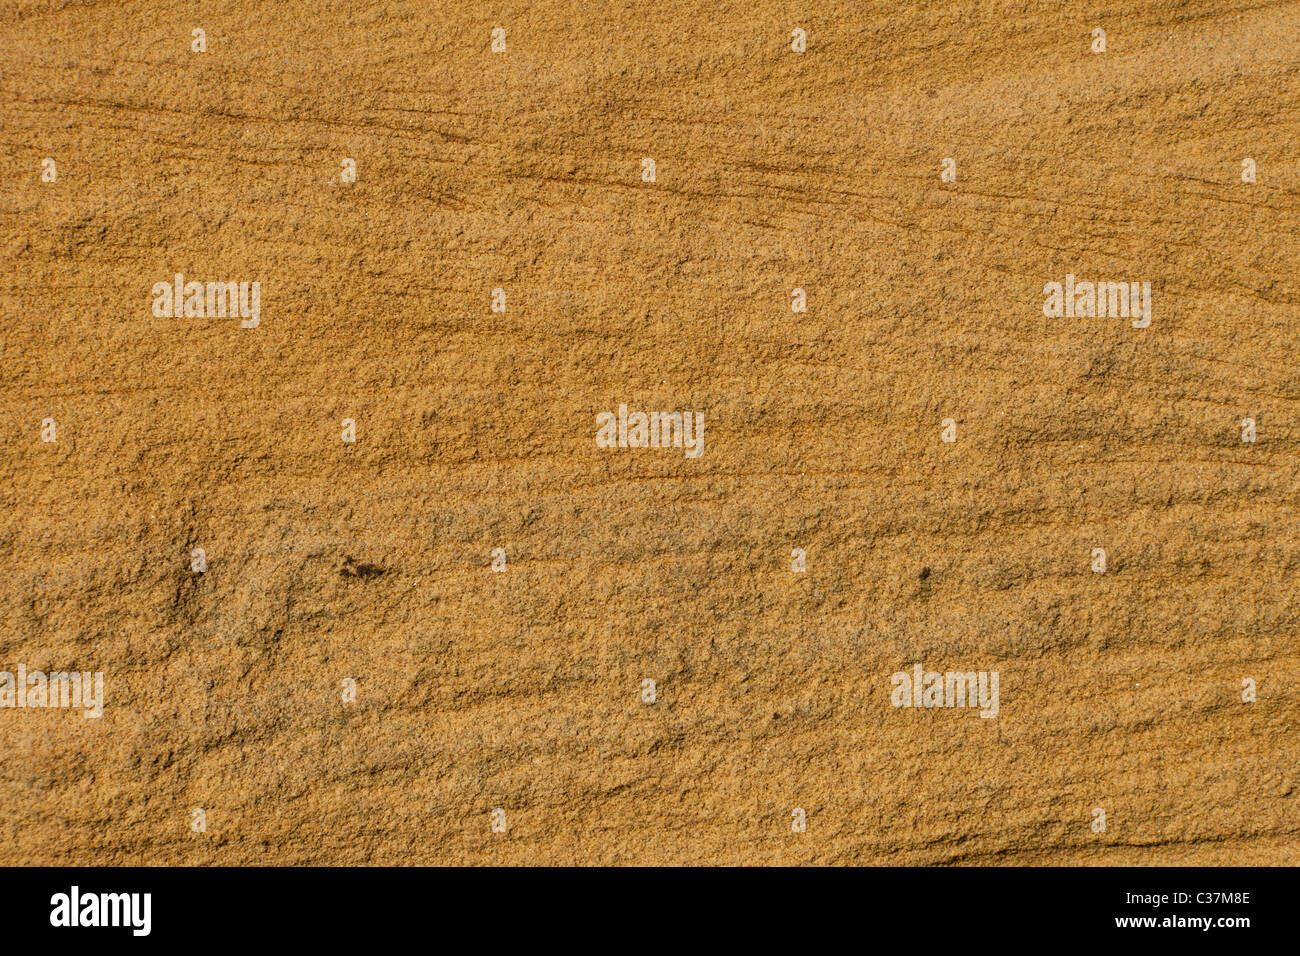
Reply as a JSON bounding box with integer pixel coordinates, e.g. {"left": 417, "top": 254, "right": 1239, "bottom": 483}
{"left": 1, "top": 1, "right": 1297, "bottom": 865}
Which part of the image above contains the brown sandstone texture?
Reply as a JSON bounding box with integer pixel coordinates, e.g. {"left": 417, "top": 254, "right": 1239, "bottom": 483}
{"left": 1, "top": 0, "right": 1298, "bottom": 865}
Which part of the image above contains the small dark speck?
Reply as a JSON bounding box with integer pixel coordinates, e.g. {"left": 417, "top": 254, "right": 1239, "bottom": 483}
{"left": 919, "top": 567, "right": 932, "bottom": 580}
{"left": 341, "top": 556, "right": 386, "bottom": 579}
{"left": 772, "top": 712, "right": 781, "bottom": 720}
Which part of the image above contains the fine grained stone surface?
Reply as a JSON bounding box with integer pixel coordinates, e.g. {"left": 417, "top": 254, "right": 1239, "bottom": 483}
{"left": 1, "top": 1, "right": 1297, "bottom": 865}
